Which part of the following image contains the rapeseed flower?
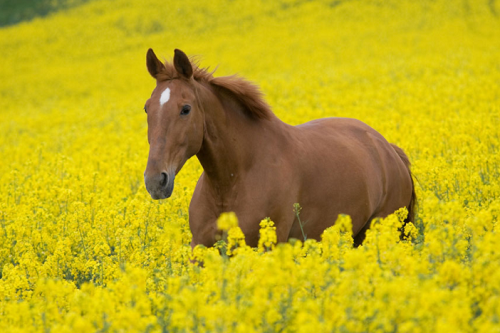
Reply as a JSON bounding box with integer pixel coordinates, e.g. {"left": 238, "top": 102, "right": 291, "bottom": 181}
{"left": 1, "top": 0, "right": 500, "bottom": 331}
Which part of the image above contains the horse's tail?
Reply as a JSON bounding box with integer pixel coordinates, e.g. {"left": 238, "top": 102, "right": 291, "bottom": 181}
{"left": 391, "top": 144, "right": 417, "bottom": 228}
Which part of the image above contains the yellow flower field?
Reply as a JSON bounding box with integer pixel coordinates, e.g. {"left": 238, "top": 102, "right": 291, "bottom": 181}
{"left": 1, "top": 0, "right": 500, "bottom": 331}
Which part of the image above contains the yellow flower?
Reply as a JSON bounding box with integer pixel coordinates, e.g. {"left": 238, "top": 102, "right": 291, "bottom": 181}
{"left": 216, "top": 212, "right": 239, "bottom": 231}
{"left": 258, "top": 217, "right": 277, "bottom": 252}
{"left": 1, "top": 0, "right": 500, "bottom": 331}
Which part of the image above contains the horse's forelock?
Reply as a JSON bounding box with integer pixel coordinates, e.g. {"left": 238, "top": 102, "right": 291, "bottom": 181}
{"left": 155, "top": 58, "right": 213, "bottom": 82}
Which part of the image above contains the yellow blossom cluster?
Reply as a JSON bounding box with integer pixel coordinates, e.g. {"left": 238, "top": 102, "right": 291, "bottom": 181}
{"left": 1, "top": 0, "right": 500, "bottom": 331}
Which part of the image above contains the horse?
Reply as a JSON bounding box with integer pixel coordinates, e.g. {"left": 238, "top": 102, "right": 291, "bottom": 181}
{"left": 143, "top": 49, "right": 416, "bottom": 247}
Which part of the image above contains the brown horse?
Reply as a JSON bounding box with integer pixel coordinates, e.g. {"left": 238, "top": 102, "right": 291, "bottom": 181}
{"left": 143, "top": 49, "right": 416, "bottom": 247}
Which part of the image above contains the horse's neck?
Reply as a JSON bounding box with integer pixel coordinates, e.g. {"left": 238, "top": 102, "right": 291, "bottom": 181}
{"left": 196, "top": 89, "right": 281, "bottom": 192}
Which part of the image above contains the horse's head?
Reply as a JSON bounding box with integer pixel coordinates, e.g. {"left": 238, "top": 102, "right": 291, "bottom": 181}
{"left": 143, "top": 49, "right": 204, "bottom": 199}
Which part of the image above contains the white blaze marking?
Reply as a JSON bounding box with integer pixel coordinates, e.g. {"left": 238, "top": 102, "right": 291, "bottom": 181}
{"left": 160, "top": 88, "right": 170, "bottom": 106}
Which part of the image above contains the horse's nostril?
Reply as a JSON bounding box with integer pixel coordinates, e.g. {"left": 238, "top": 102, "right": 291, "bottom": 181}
{"left": 160, "top": 172, "right": 168, "bottom": 187}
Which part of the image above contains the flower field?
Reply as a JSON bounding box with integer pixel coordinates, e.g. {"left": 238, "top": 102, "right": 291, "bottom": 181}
{"left": 1, "top": 0, "right": 500, "bottom": 331}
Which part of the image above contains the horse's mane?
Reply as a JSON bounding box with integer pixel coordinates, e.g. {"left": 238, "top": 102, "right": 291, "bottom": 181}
{"left": 156, "top": 59, "right": 273, "bottom": 120}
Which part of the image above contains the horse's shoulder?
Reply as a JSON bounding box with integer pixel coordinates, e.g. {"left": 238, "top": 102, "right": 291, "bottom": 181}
{"left": 190, "top": 173, "right": 211, "bottom": 209}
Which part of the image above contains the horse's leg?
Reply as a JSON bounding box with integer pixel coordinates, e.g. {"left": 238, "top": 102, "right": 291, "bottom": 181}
{"left": 355, "top": 203, "right": 408, "bottom": 246}
{"left": 353, "top": 219, "right": 372, "bottom": 247}
{"left": 276, "top": 221, "right": 293, "bottom": 243}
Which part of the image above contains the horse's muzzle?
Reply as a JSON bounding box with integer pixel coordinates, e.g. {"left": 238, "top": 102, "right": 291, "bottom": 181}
{"left": 144, "top": 171, "right": 175, "bottom": 199}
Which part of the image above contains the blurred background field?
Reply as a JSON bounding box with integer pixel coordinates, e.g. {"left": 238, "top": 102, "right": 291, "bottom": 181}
{"left": 1, "top": 0, "right": 500, "bottom": 332}
{"left": 0, "top": 0, "right": 90, "bottom": 27}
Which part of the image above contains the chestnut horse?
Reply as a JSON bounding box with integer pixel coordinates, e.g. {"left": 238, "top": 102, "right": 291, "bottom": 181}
{"left": 143, "top": 49, "right": 416, "bottom": 247}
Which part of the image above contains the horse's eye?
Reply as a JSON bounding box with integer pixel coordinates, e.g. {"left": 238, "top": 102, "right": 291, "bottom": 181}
{"left": 180, "top": 105, "right": 191, "bottom": 116}
{"left": 144, "top": 106, "right": 147, "bottom": 114}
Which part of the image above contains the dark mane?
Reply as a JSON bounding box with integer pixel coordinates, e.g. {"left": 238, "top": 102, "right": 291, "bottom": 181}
{"left": 156, "top": 59, "right": 273, "bottom": 120}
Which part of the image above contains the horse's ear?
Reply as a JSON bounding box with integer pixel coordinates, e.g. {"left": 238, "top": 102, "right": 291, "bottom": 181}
{"left": 146, "top": 48, "right": 165, "bottom": 79}
{"left": 173, "top": 49, "right": 193, "bottom": 79}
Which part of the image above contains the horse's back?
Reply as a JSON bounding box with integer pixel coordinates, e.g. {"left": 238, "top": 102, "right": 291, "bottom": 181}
{"left": 295, "top": 117, "right": 397, "bottom": 185}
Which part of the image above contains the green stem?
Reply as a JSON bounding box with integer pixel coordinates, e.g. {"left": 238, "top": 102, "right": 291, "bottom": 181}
{"left": 293, "top": 203, "right": 307, "bottom": 241}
